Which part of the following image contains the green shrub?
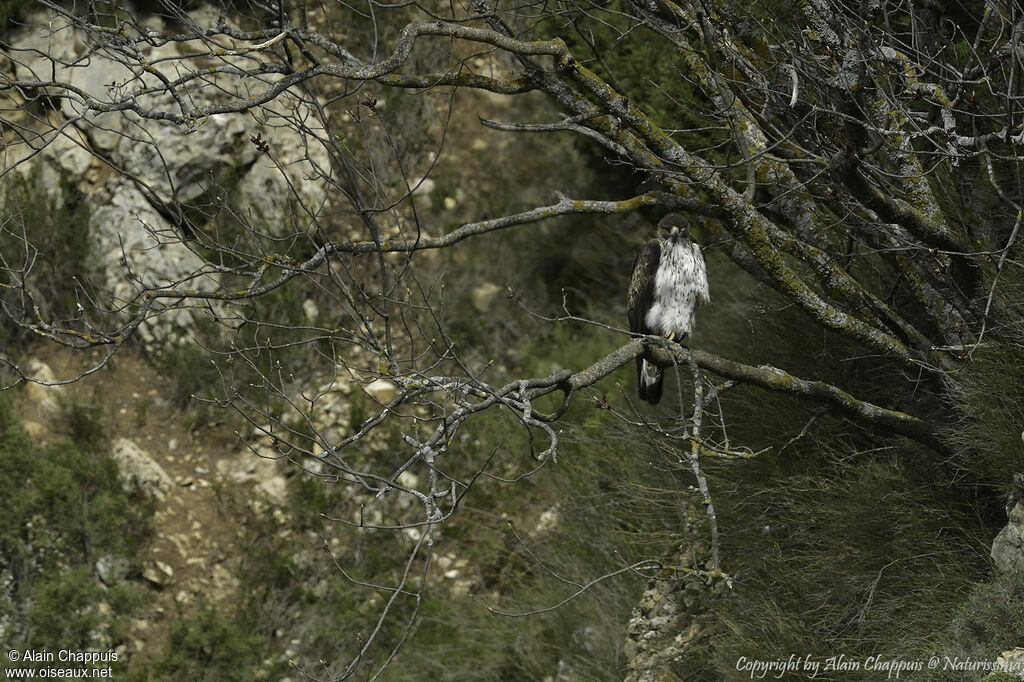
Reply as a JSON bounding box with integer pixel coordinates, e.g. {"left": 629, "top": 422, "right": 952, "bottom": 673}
{"left": 24, "top": 569, "right": 106, "bottom": 648}
{"left": 0, "top": 169, "right": 93, "bottom": 354}
{"left": 152, "top": 598, "right": 270, "bottom": 681}
{"left": 0, "top": 0, "right": 32, "bottom": 32}
{"left": 0, "top": 395, "right": 150, "bottom": 659}
{"left": 925, "top": 570, "right": 1024, "bottom": 681}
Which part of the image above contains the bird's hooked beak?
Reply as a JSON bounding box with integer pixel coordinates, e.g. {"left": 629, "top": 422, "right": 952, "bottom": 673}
{"left": 668, "top": 226, "right": 682, "bottom": 241}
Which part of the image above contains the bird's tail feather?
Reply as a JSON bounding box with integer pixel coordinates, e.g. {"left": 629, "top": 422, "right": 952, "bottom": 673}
{"left": 637, "top": 358, "right": 664, "bottom": 405}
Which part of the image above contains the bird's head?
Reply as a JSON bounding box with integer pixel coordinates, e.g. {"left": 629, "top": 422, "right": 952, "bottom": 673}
{"left": 657, "top": 214, "right": 691, "bottom": 242}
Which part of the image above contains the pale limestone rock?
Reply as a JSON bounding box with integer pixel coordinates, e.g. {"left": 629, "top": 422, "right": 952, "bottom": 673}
{"left": 302, "top": 299, "right": 319, "bottom": 322}
{"left": 535, "top": 507, "right": 560, "bottom": 534}
{"left": 87, "top": 179, "right": 222, "bottom": 351}
{"left": 257, "top": 475, "right": 289, "bottom": 507}
{"left": 21, "top": 421, "right": 44, "bottom": 438}
{"left": 95, "top": 555, "right": 131, "bottom": 586}
{"left": 142, "top": 560, "right": 173, "bottom": 585}
{"left": 210, "top": 563, "right": 240, "bottom": 602}
{"left": 24, "top": 358, "right": 64, "bottom": 412}
{"left": 996, "top": 648, "right": 1024, "bottom": 681}
{"left": 396, "top": 470, "right": 420, "bottom": 491}
{"left": 8, "top": 12, "right": 80, "bottom": 91}
{"left": 217, "top": 445, "right": 279, "bottom": 484}
{"left": 233, "top": 110, "right": 332, "bottom": 234}
{"left": 365, "top": 379, "right": 397, "bottom": 404}
{"left": 41, "top": 128, "right": 93, "bottom": 177}
{"left": 62, "top": 57, "right": 136, "bottom": 151}
{"left": 411, "top": 177, "right": 435, "bottom": 199}
{"left": 110, "top": 438, "right": 173, "bottom": 501}
{"left": 4, "top": 12, "right": 328, "bottom": 349}
{"left": 112, "top": 113, "right": 253, "bottom": 203}
{"left": 992, "top": 501, "right": 1024, "bottom": 573}
{"left": 472, "top": 281, "right": 503, "bottom": 312}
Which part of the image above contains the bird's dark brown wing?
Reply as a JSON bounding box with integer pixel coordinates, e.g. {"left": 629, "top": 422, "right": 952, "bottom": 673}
{"left": 627, "top": 238, "right": 661, "bottom": 335}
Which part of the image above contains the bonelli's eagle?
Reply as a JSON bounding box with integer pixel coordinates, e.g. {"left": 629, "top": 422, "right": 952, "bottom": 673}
{"left": 627, "top": 214, "right": 710, "bottom": 405}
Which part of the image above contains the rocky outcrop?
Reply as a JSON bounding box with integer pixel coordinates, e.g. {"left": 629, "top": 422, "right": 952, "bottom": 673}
{"left": 993, "top": 505, "right": 1024, "bottom": 573}
{"left": 110, "top": 438, "right": 174, "bottom": 501}
{"left": 95, "top": 554, "right": 132, "bottom": 587}
{"left": 364, "top": 379, "right": 397, "bottom": 404}
{"left": 23, "top": 358, "right": 66, "bottom": 413}
{"left": 624, "top": 513, "right": 721, "bottom": 682}
{"left": 624, "top": 567, "right": 712, "bottom": 682}
{"left": 992, "top": 474, "right": 1024, "bottom": 573}
{"left": 142, "top": 559, "right": 174, "bottom": 587}
{"left": 88, "top": 179, "right": 223, "bottom": 349}
{"left": 2, "top": 8, "right": 332, "bottom": 352}
{"left": 993, "top": 648, "right": 1024, "bottom": 681}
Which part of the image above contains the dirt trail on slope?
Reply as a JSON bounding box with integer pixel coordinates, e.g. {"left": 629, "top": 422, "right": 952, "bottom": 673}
{"left": 18, "top": 346, "right": 255, "bottom": 667}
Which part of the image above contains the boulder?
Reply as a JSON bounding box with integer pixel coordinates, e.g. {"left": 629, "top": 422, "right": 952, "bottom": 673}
{"left": 110, "top": 438, "right": 173, "bottom": 501}
{"left": 365, "top": 379, "right": 397, "bottom": 404}
{"left": 95, "top": 554, "right": 131, "bottom": 586}
{"left": 142, "top": 560, "right": 174, "bottom": 586}
{"left": 24, "top": 358, "right": 65, "bottom": 412}
{"left": 256, "top": 475, "right": 289, "bottom": 507}
{"left": 110, "top": 113, "right": 254, "bottom": 204}
{"left": 995, "top": 648, "right": 1024, "bottom": 681}
{"left": 410, "top": 177, "right": 435, "bottom": 197}
{"left": 302, "top": 299, "right": 319, "bottom": 322}
{"left": 21, "top": 421, "right": 45, "bottom": 438}
{"left": 992, "top": 501, "right": 1024, "bottom": 573}
{"left": 216, "top": 445, "right": 280, "bottom": 484}
{"left": 87, "top": 179, "right": 223, "bottom": 350}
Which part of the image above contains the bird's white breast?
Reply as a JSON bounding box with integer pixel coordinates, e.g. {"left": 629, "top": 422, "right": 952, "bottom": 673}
{"left": 645, "top": 240, "right": 708, "bottom": 337}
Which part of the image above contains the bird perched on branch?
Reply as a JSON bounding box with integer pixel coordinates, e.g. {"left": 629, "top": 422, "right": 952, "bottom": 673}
{"left": 627, "top": 214, "right": 710, "bottom": 404}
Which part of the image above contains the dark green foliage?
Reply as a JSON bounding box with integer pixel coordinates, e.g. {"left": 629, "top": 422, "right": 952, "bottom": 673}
{"left": 5, "top": 0, "right": 1021, "bottom": 675}
{"left": 158, "top": 472, "right": 424, "bottom": 679}
{"left": 926, "top": 570, "right": 1024, "bottom": 681}
{"left": 428, "top": 219, "right": 1018, "bottom": 680}
{"left": 379, "top": 439, "right": 650, "bottom": 678}
{"left": 552, "top": 1, "right": 729, "bottom": 167}
{"left": 151, "top": 319, "right": 226, "bottom": 410}
{"left": 151, "top": 598, "right": 271, "bottom": 681}
{"left": 0, "top": 395, "right": 149, "bottom": 666}
{"left": 356, "top": 327, "right": 692, "bottom": 679}
{"left": 945, "top": 259, "right": 1024, "bottom": 493}
{"left": 0, "top": 0, "right": 32, "bottom": 31}
{"left": 57, "top": 397, "right": 108, "bottom": 452}
{"left": 699, "top": 450, "right": 987, "bottom": 679}
{"left": 947, "top": 341, "right": 1024, "bottom": 484}
{"left": 0, "top": 397, "right": 151, "bottom": 573}
{"left": 0, "top": 170, "right": 94, "bottom": 354}
{"left": 25, "top": 568, "right": 107, "bottom": 648}
{"left": 611, "top": 245, "right": 1021, "bottom": 679}
{"left": 201, "top": 323, "right": 675, "bottom": 680}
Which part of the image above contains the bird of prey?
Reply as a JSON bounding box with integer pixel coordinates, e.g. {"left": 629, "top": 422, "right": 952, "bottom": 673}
{"left": 627, "top": 214, "right": 710, "bottom": 404}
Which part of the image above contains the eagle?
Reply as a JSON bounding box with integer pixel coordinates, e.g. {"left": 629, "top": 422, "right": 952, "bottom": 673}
{"left": 627, "top": 214, "right": 710, "bottom": 404}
